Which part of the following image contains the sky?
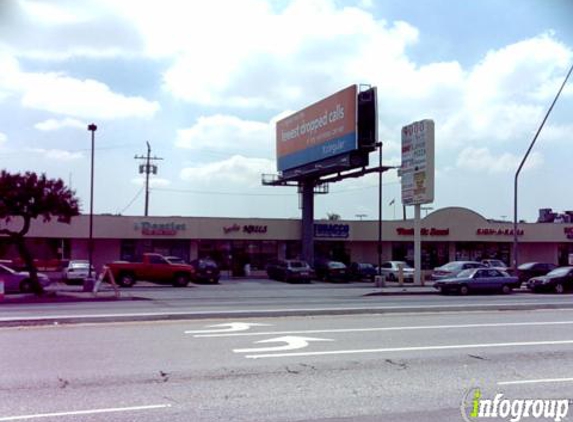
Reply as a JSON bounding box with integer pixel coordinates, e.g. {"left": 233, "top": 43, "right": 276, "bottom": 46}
{"left": 0, "top": 0, "right": 572, "bottom": 222}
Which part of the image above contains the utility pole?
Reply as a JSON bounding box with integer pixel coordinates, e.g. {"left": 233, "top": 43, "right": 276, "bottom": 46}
{"left": 134, "top": 141, "right": 163, "bottom": 216}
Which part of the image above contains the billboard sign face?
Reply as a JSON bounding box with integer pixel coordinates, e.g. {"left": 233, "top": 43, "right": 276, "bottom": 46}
{"left": 276, "top": 85, "right": 357, "bottom": 173}
{"left": 401, "top": 119, "right": 435, "bottom": 205}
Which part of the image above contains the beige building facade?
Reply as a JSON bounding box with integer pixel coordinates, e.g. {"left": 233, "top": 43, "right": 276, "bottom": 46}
{"left": 1, "top": 207, "right": 573, "bottom": 273}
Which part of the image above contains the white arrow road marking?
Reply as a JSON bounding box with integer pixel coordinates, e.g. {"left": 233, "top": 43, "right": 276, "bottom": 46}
{"left": 234, "top": 336, "right": 334, "bottom": 354}
{"left": 184, "top": 322, "right": 272, "bottom": 335}
{"left": 242, "top": 339, "right": 573, "bottom": 359}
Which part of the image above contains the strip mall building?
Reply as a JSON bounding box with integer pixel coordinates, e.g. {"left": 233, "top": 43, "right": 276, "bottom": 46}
{"left": 1, "top": 207, "right": 573, "bottom": 274}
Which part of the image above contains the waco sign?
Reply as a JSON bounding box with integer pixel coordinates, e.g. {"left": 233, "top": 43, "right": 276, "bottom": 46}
{"left": 276, "top": 85, "right": 377, "bottom": 179}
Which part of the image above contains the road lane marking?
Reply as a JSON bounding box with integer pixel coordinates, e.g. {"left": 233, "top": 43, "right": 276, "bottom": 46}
{"left": 243, "top": 339, "right": 573, "bottom": 359}
{"left": 233, "top": 336, "right": 333, "bottom": 353}
{"left": 194, "top": 320, "right": 573, "bottom": 338}
{"left": 498, "top": 378, "right": 573, "bottom": 386}
{"left": 184, "top": 322, "right": 272, "bottom": 334}
{"left": 0, "top": 404, "right": 171, "bottom": 421}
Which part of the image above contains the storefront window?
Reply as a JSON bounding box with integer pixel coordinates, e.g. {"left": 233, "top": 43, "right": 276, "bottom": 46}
{"left": 455, "top": 242, "right": 510, "bottom": 265}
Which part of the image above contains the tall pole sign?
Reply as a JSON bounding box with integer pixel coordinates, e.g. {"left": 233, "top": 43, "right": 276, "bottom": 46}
{"left": 401, "top": 119, "right": 435, "bottom": 285}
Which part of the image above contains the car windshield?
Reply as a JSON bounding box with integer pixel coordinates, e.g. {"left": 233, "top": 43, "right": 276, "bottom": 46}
{"left": 329, "top": 262, "right": 346, "bottom": 269}
{"left": 547, "top": 267, "right": 571, "bottom": 277}
{"left": 0, "top": 264, "right": 16, "bottom": 275}
{"left": 456, "top": 269, "right": 475, "bottom": 278}
{"left": 486, "top": 260, "right": 506, "bottom": 267}
{"left": 71, "top": 262, "right": 90, "bottom": 268}
{"left": 518, "top": 262, "right": 537, "bottom": 270}
{"left": 441, "top": 262, "right": 463, "bottom": 271}
{"left": 289, "top": 261, "right": 307, "bottom": 268}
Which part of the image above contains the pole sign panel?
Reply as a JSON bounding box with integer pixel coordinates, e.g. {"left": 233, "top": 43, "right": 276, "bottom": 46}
{"left": 276, "top": 85, "right": 357, "bottom": 173}
{"left": 400, "top": 119, "right": 435, "bottom": 205}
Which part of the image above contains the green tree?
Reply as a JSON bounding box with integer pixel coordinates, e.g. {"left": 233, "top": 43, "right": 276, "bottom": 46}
{"left": 326, "top": 212, "right": 341, "bottom": 221}
{"left": 0, "top": 171, "right": 79, "bottom": 295}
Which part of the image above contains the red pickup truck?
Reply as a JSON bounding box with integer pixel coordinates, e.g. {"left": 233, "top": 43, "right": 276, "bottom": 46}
{"left": 106, "top": 253, "right": 195, "bottom": 287}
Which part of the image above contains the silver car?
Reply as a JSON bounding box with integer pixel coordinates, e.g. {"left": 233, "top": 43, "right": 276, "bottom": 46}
{"left": 0, "top": 264, "right": 51, "bottom": 293}
{"left": 378, "top": 261, "right": 415, "bottom": 282}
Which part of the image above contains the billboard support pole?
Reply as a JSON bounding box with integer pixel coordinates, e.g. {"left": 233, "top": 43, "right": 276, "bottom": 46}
{"left": 301, "top": 179, "right": 315, "bottom": 265}
{"left": 414, "top": 204, "right": 422, "bottom": 286}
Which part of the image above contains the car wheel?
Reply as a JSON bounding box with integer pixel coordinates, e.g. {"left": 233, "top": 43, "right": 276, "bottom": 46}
{"left": 20, "top": 279, "right": 33, "bottom": 293}
{"left": 554, "top": 283, "right": 565, "bottom": 294}
{"left": 118, "top": 273, "right": 136, "bottom": 288}
{"left": 173, "top": 274, "right": 190, "bottom": 287}
{"left": 459, "top": 284, "right": 469, "bottom": 295}
{"left": 501, "top": 284, "right": 511, "bottom": 294}
{"left": 388, "top": 273, "right": 396, "bottom": 281}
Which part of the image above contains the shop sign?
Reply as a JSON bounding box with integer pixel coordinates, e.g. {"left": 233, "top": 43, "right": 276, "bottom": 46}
{"left": 223, "top": 224, "right": 268, "bottom": 235}
{"left": 396, "top": 227, "right": 449, "bottom": 236}
{"left": 564, "top": 227, "right": 573, "bottom": 239}
{"left": 314, "top": 224, "right": 350, "bottom": 238}
{"left": 134, "top": 222, "right": 186, "bottom": 236}
{"left": 476, "top": 228, "right": 524, "bottom": 236}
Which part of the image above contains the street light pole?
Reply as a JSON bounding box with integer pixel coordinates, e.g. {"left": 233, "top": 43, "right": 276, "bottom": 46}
{"left": 512, "top": 63, "right": 573, "bottom": 271}
{"left": 87, "top": 123, "right": 97, "bottom": 279}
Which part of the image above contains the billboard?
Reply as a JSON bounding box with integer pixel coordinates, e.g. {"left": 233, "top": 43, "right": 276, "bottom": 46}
{"left": 276, "top": 85, "right": 357, "bottom": 173}
{"left": 401, "top": 119, "right": 435, "bottom": 205}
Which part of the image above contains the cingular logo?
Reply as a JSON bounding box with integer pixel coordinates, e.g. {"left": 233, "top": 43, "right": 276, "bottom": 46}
{"left": 461, "top": 388, "right": 570, "bottom": 422}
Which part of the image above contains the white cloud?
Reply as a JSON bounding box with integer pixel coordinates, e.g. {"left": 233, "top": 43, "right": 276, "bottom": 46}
{"left": 1, "top": 0, "right": 144, "bottom": 60}
{"left": 180, "top": 155, "right": 274, "bottom": 187}
{"left": 456, "top": 147, "right": 544, "bottom": 174}
{"left": 35, "top": 118, "right": 86, "bottom": 131}
{"left": 176, "top": 115, "right": 273, "bottom": 156}
{"left": 0, "top": 52, "right": 159, "bottom": 119}
{"left": 0, "top": 132, "right": 7, "bottom": 145}
{"left": 27, "top": 148, "right": 84, "bottom": 161}
{"left": 19, "top": 72, "right": 159, "bottom": 120}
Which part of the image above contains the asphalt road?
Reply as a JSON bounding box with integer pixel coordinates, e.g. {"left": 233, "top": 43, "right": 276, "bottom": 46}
{"left": 1, "top": 279, "right": 573, "bottom": 325}
{"left": 1, "top": 309, "right": 573, "bottom": 421}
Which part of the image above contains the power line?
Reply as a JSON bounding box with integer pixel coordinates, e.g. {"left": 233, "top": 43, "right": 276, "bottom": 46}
{"left": 119, "top": 186, "right": 145, "bottom": 215}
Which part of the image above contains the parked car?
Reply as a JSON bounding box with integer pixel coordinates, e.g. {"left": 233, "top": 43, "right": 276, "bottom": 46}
{"left": 481, "top": 259, "right": 508, "bottom": 270}
{"left": 189, "top": 258, "right": 220, "bottom": 284}
{"left": 434, "top": 268, "right": 518, "bottom": 295}
{"left": 527, "top": 266, "right": 573, "bottom": 294}
{"left": 378, "top": 261, "right": 415, "bottom": 282}
{"left": 314, "top": 260, "right": 348, "bottom": 282}
{"left": 61, "top": 260, "right": 95, "bottom": 284}
{"left": 431, "top": 261, "right": 485, "bottom": 280}
{"left": 348, "top": 262, "right": 377, "bottom": 281}
{"left": 517, "top": 262, "right": 557, "bottom": 285}
{"left": 0, "top": 264, "right": 52, "bottom": 293}
{"left": 266, "top": 259, "right": 313, "bottom": 283}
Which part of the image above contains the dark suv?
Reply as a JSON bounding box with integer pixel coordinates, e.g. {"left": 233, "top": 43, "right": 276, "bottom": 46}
{"left": 266, "top": 259, "right": 313, "bottom": 283}
{"left": 190, "top": 259, "right": 220, "bottom": 284}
